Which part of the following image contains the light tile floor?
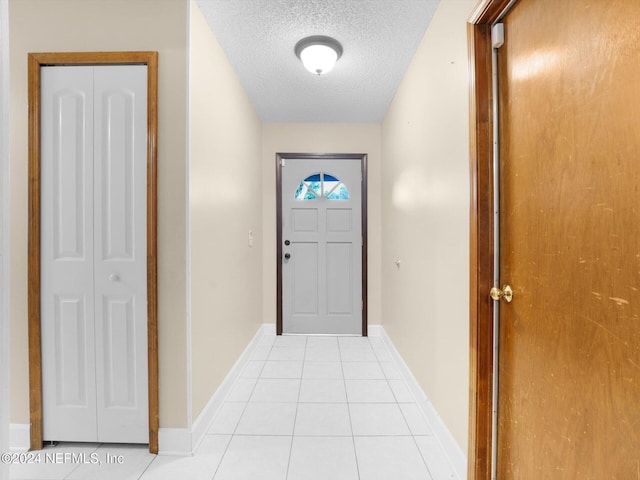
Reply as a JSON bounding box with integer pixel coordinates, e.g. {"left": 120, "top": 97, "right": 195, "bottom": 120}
{"left": 9, "top": 335, "right": 457, "bottom": 480}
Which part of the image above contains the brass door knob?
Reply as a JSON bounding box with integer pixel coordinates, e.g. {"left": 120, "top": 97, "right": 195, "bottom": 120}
{"left": 490, "top": 285, "right": 513, "bottom": 303}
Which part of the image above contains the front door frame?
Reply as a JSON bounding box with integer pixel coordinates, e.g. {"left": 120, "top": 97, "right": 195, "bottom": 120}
{"left": 276, "top": 153, "right": 368, "bottom": 336}
{"left": 467, "top": 1, "right": 516, "bottom": 479}
{"left": 27, "top": 52, "right": 159, "bottom": 453}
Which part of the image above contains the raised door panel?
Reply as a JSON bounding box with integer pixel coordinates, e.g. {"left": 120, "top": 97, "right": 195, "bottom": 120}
{"left": 326, "top": 208, "right": 352, "bottom": 233}
{"left": 53, "top": 90, "right": 87, "bottom": 259}
{"left": 291, "top": 242, "right": 319, "bottom": 315}
{"left": 100, "top": 88, "right": 134, "bottom": 260}
{"left": 292, "top": 208, "right": 318, "bottom": 233}
{"left": 53, "top": 296, "right": 89, "bottom": 406}
{"left": 326, "top": 243, "right": 353, "bottom": 315}
{"left": 101, "top": 296, "right": 136, "bottom": 407}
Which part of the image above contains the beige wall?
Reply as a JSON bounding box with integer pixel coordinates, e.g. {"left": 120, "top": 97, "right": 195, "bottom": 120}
{"left": 381, "top": 0, "right": 475, "bottom": 450}
{"left": 188, "top": 1, "right": 263, "bottom": 420}
{"left": 261, "top": 124, "right": 382, "bottom": 327}
{"left": 1, "top": 0, "right": 9, "bottom": 469}
{"left": 8, "top": 0, "right": 475, "bottom": 454}
{"left": 9, "top": 0, "right": 189, "bottom": 428}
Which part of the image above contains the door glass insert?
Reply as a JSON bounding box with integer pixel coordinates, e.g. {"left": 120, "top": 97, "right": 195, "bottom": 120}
{"left": 295, "top": 172, "right": 350, "bottom": 200}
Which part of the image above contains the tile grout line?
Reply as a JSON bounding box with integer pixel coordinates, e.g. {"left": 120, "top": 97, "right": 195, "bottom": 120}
{"left": 284, "top": 335, "right": 307, "bottom": 480}
{"left": 137, "top": 442, "right": 162, "bottom": 480}
{"left": 209, "top": 335, "right": 276, "bottom": 480}
{"left": 338, "top": 336, "right": 362, "bottom": 480}
{"left": 60, "top": 442, "right": 102, "bottom": 480}
{"left": 374, "top": 337, "right": 436, "bottom": 480}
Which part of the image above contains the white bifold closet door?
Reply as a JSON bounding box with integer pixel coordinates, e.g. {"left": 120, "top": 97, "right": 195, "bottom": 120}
{"left": 40, "top": 65, "right": 148, "bottom": 443}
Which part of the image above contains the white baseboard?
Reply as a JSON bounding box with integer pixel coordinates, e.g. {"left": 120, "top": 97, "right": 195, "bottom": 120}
{"left": 159, "top": 323, "right": 273, "bottom": 455}
{"left": 157, "top": 427, "right": 192, "bottom": 456}
{"left": 377, "top": 327, "right": 467, "bottom": 480}
{"left": 187, "top": 323, "right": 272, "bottom": 453}
{"left": 367, "top": 324, "right": 383, "bottom": 336}
{"left": 262, "top": 323, "right": 276, "bottom": 335}
{"left": 9, "top": 424, "right": 29, "bottom": 452}
{"left": 9, "top": 421, "right": 197, "bottom": 456}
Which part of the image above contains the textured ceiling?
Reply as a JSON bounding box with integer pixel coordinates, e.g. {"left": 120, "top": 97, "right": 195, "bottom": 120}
{"left": 195, "top": 0, "right": 441, "bottom": 123}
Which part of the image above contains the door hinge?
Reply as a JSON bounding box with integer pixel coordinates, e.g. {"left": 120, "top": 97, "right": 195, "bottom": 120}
{"left": 280, "top": 158, "right": 286, "bottom": 167}
{"left": 491, "top": 23, "right": 504, "bottom": 49}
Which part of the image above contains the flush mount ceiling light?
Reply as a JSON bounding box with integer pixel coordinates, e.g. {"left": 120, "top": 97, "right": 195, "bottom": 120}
{"left": 294, "top": 35, "right": 343, "bottom": 75}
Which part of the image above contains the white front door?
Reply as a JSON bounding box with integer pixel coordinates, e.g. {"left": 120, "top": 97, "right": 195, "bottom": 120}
{"left": 40, "top": 65, "right": 148, "bottom": 443}
{"left": 281, "top": 157, "right": 362, "bottom": 334}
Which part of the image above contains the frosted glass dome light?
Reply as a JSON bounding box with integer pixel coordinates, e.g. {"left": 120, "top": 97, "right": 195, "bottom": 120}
{"left": 300, "top": 44, "right": 338, "bottom": 75}
{"left": 295, "top": 36, "right": 343, "bottom": 75}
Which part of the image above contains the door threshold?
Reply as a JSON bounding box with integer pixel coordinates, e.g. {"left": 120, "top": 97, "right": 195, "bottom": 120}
{"left": 279, "top": 333, "right": 364, "bottom": 337}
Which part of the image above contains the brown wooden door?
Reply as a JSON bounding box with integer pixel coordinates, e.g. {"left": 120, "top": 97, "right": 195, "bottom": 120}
{"left": 496, "top": 0, "right": 640, "bottom": 477}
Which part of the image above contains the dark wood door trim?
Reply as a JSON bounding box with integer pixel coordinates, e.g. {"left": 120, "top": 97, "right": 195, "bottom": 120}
{"left": 467, "top": 2, "right": 514, "bottom": 479}
{"left": 27, "top": 51, "right": 159, "bottom": 453}
{"left": 275, "top": 153, "right": 368, "bottom": 336}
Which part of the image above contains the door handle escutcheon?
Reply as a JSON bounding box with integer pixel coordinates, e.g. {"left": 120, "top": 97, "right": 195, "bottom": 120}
{"left": 490, "top": 285, "right": 513, "bottom": 302}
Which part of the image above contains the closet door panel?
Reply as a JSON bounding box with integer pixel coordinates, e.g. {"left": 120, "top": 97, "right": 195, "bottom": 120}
{"left": 93, "top": 65, "right": 148, "bottom": 443}
{"left": 41, "top": 66, "right": 97, "bottom": 441}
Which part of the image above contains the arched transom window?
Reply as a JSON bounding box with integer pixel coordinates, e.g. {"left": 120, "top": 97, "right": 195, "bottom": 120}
{"left": 294, "top": 172, "right": 350, "bottom": 200}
